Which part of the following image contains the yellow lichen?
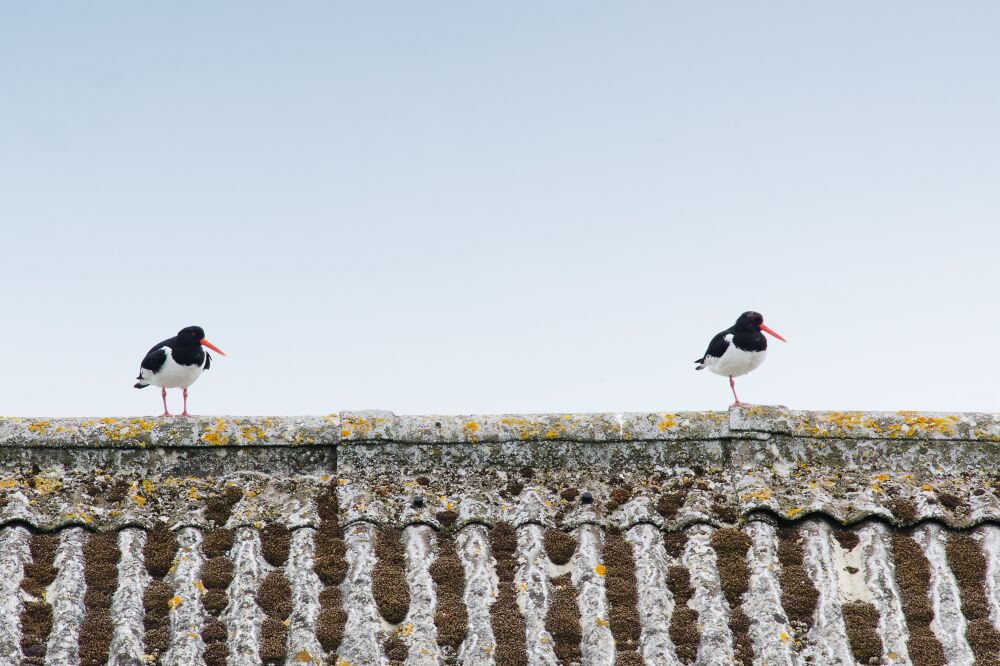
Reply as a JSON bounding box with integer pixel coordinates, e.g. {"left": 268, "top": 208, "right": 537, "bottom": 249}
{"left": 594, "top": 563, "right": 606, "bottom": 577}
{"left": 751, "top": 488, "right": 772, "bottom": 501}
{"left": 168, "top": 595, "right": 182, "bottom": 610}
{"left": 130, "top": 494, "right": 146, "bottom": 507}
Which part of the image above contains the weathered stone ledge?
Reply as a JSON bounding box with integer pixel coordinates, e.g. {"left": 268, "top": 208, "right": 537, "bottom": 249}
{"left": 2, "top": 407, "right": 1000, "bottom": 449}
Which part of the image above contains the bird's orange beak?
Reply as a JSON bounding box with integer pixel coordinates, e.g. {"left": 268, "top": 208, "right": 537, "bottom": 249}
{"left": 200, "top": 339, "right": 226, "bottom": 356}
{"left": 759, "top": 324, "right": 787, "bottom": 342}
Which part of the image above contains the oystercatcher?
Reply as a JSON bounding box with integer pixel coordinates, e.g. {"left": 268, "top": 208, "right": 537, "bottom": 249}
{"left": 695, "top": 312, "right": 786, "bottom": 407}
{"left": 134, "top": 326, "right": 225, "bottom": 416}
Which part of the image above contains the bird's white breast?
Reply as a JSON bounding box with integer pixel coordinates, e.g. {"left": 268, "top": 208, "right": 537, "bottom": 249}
{"left": 141, "top": 347, "right": 205, "bottom": 388}
{"left": 705, "top": 343, "right": 767, "bottom": 378}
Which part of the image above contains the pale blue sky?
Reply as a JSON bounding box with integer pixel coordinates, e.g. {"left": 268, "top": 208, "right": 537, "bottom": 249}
{"left": 2, "top": 3, "right": 999, "bottom": 417}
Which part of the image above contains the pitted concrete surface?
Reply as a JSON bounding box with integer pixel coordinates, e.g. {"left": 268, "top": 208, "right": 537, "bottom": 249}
{"left": 2, "top": 408, "right": 1000, "bottom": 665}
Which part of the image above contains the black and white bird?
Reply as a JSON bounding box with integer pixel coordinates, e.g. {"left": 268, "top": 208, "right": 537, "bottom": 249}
{"left": 695, "top": 312, "right": 786, "bottom": 407}
{"left": 134, "top": 326, "right": 225, "bottom": 416}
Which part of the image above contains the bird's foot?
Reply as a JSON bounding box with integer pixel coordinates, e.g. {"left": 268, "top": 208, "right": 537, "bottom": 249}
{"left": 179, "top": 411, "right": 190, "bottom": 417}
{"left": 160, "top": 411, "right": 173, "bottom": 417}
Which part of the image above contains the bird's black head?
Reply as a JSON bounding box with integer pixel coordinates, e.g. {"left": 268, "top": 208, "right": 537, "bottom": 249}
{"left": 734, "top": 311, "right": 787, "bottom": 342}
{"left": 176, "top": 326, "right": 206, "bottom": 346}
{"left": 734, "top": 311, "right": 764, "bottom": 331}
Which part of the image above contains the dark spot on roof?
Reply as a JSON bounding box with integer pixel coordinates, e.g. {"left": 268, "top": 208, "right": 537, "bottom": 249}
{"left": 202, "top": 620, "right": 227, "bottom": 643}
{"left": 945, "top": 533, "right": 1000, "bottom": 661}
{"left": 662, "top": 531, "right": 687, "bottom": 559}
{"left": 892, "top": 533, "right": 947, "bottom": 666}
{"left": 604, "top": 533, "right": 641, "bottom": 658}
{"left": 490, "top": 522, "right": 527, "bottom": 666}
{"left": 431, "top": 534, "right": 467, "bottom": 650}
{"left": 204, "top": 641, "right": 227, "bottom": 666}
{"left": 80, "top": 532, "right": 120, "bottom": 666}
{"left": 546, "top": 573, "right": 582, "bottom": 664}
{"left": 666, "top": 559, "right": 698, "bottom": 664}
{"left": 317, "top": 587, "right": 347, "bottom": 654}
{"left": 411, "top": 495, "right": 424, "bottom": 508}
{"left": 202, "top": 528, "right": 234, "bottom": 558}
{"left": 938, "top": 491, "right": 962, "bottom": 510}
{"left": 143, "top": 523, "right": 179, "bottom": 578}
{"left": 519, "top": 466, "right": 534, "bottom": 479}
{"left": 204, "top": 485, "right": 243, "bottom": 526}
{"left": 435, "top": 510, "right": 458, "bottom": 528}
{"left": 581, "top": 491, "right": 593, "bottom": 505}
{"left": 833, "top": 528, "right": 860, "bottom": 551}
{"left": 889, "top": 499, "right": 918, "bottom": 524}
{"left": 560, "top": 487, "right": 579, "bottom": 502}
{"left": 372, "top": 527, "right": 410, "bottom": 625}
{"left": 260, "top": 523, "right": 291, "bottom": 568}
{"left": 201, "top": 556, "right": 234, "bottom": 590}
{"left": 203, "top": 589, "right": 227, "bottom": 613}
{"left": 416, "top": 476, "right": 430, "bottom": 486}
{"left": 257, "top": 570, "right": 293, "bottom": 619}
{"left": 544, "top": 528, "right": 576, "bottom": 566}
{"left": 842, "top": 601, "right": 883, "bottom": 664}
{"left": 384, "top": 635, "right": 408, "bottom": 662}
{"left": 776, "top": 527, "right": 819, "bottom": 638}
{"left": 260, "top": 616, "right": 289, "bottom": 664}
{"left": 711, "top": 528, "right": 753, "bottom": 665}
{"left": 610, "top": 487, "right": 631, "bottom": 505}
{"left": 656, "top": 490, "right": 688, "bottom": 520}
{"left": 504, "top": 480, "right": 524, "bottom": 497}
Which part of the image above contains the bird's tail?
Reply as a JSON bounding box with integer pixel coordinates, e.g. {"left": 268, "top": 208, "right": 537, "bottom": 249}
{"left": 694, "top": 357, "right": 705, "bottom": 370}
{"left": 134, "top": 380, "right": 149, "bottom": 389}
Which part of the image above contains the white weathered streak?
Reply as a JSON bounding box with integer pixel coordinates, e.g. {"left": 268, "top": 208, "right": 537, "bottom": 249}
{"left": 858, "top": 522, "right": 910, "bottom": 665}
{"left": 45, "top": 527, "right": 87, "bottom": 666}
{"left": 683, "top": 525, "right": 733, "bottom": 666}
{"left": 108, "top": 528, "right": 149, "bottom": 666}
{"left": 798, "top": 521, "right": 854, "bottom": 666}
{"left": 456, "top": 524, "right": 496, "bottom": 666}
{"left": 573, "top": 524, "right": 614, "bottom": 665}
{"left": 517, "top": 524, "right": 558, "bottom": 666}
{"left": 338, "top": 522, "right": 385, "bottom": 665}
{"left": 0, "top": 526, "right": 31, "bottom": 664}
{"left": 163, "top": 527, "right": 206, "bottom": 666}
{"left": 287, "top": 527, "right": 323, "bottom": 666}
{"left": 912, "top": 524, "right": 975, "bottom": 666}
{"left": 979, "top": 525, "right": 1000, "bottom": 634}
{"left": 225, "top": 527, "right": 266, "bottom": 666}
{"left": 624, "top": 524, "right": 682, "bottom": 665}
{"left": 401, "top": 525, "right": 439, "bottom": 666}
{"left": 743, "top": 521, "right": 795, "bottom": 666}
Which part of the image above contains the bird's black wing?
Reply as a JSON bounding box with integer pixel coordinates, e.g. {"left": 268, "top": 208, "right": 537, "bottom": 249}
{"left": 695, "top": 331, "right": 731, "bottom": 365}
{"left": 138, "top": 341, "right": 170, "bottom": 376}
{"left": 204, "top": 352, "right": 212, "bottom": 371}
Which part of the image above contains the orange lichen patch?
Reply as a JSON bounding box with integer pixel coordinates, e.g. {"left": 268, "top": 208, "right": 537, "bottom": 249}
{"left": 26, "top": 420, "right": 51, "bottom": 434}
{"left": 657, "top": 414, "right": 677, "bottom": 431}
{"left": 102, "top": 418, "right": 155, "bottom": 442}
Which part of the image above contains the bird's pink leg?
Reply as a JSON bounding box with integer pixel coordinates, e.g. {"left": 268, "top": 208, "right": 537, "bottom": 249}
{"left": 181, "top": 388, "right": 189, "bottom": 417}
{"left": 729, "top": 376, "right": 744, "bottom": 407}
{"left": 161, "top": 388, "right": 172, "bottom": 417}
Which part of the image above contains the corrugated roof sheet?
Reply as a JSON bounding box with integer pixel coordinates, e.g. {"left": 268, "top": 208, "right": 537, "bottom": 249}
{"left": 2, "top": 408, "right": 1000, "bottom": 665}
